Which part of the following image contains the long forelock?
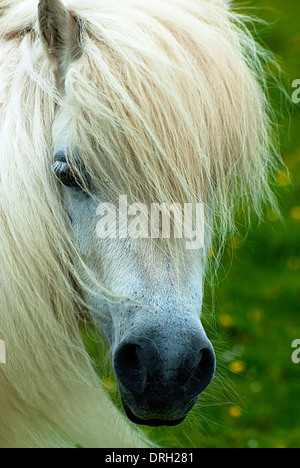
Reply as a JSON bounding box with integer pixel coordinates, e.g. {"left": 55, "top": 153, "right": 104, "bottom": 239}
{"left": 57, "top": 0, "right": 281, "bottom": 251}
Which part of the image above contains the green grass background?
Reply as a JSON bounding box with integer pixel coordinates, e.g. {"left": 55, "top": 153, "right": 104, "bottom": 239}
{"left": 85, "top": 0, "right": 300, "bottom": 448}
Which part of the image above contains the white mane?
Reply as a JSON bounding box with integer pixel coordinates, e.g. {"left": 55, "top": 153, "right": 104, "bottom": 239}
{"left": 0, "top": 0, "right": 281, "bottom": 447}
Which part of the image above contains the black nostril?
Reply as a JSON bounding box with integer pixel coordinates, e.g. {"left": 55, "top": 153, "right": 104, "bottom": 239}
{"left": 186, "top": 345, "right": 216, "bottom": 396}
{"left": 114, "top": 342, "right": 147, "bottom": 395}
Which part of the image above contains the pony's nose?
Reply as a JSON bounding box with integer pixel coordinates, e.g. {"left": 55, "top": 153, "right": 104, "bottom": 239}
{"left": 113, "top": 333, "right": 216, "bottom": 400}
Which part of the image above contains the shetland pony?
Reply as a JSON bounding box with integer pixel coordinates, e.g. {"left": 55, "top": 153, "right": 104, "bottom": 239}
{"left": 0, "top": 0, "right": 281, "bottom": 448}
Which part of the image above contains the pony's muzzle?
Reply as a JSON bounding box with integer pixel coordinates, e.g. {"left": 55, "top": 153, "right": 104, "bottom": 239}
{"left": 113, "top": 329, "right": 216, "bottom": 426}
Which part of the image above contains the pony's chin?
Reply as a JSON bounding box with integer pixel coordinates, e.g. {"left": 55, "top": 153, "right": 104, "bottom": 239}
{"left": 122, "top": 402, "right": 186, "bottom": 427}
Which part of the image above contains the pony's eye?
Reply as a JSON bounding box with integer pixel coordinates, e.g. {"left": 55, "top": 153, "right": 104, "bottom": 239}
{"left": 52, "top": 161, "right": 84, "bottom": 189}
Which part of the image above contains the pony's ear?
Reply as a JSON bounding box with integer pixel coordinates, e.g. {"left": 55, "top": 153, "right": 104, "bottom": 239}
{"left": 38, "top": 0, "right": 81, "bottom": 65}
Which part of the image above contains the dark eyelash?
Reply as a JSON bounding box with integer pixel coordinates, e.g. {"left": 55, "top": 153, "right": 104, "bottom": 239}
{"left": 52, "top": 160, "right": 94, "bottom": 196}
{"left": 52, "top": 161, "right": 83, "bottom": 189}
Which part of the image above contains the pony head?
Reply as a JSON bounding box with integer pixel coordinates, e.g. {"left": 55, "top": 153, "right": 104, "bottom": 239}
{"left": 38, "top": 0, "right": 218, "bottom": 425}
{"left": 37, "top": 0, "right": 279, "bottom": 425}
{"left": 0, "top": 0, "right": 281, "bottom": 445}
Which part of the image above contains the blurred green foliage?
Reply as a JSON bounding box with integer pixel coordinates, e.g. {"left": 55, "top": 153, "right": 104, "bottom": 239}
{"left": 84, "top": 0, "right": 300, "bottom": 449}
